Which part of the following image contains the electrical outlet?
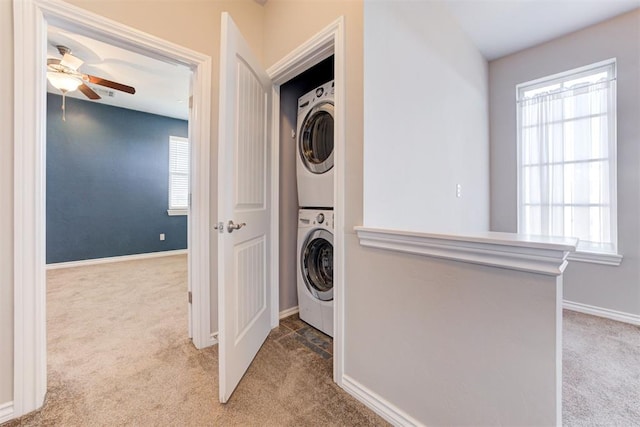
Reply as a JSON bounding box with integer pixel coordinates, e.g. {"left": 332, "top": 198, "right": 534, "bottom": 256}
{"left": 160, "top": 233, "right": 165, "bottom": 241}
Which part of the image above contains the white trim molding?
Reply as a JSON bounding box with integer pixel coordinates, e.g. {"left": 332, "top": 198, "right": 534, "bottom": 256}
{"left": 268, "top": 86, "right": 280, "bottom": 331}
{"left": 567, "top": 251, "right": 623, "bottom": 266}
{"left": 266, "top": 18, "right": 337, "bottom": 84}
{"left": 46, "top": 249, "right": 188, "bottom": 270}
{"left": 13, "top": 0, "right": 48, "bottom": 417}
{"left": 0, "top": 401, "right": 15, "bottom": 424}
{"left": 13, "top": 0, "right": 212, "bottom": 417}
{"left": 342, "top": 375, "right": 423, "bottom": 427}
{"left": 278, "top": 306, "right": 299, "bottom": 320}
{"left": 355, "top": 227, "right": 577, "bottom": 276}
{"left": 564, "top": 300, "right": 640, "bottom": 326}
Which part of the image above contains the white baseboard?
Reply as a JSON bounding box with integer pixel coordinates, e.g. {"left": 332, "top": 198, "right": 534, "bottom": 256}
{"left": 564, "top": 300, "right": 640, "bottom": 326}
{"left": 46, "top": 249, "right": 188, "bottom": 270}
{"left": 341, "top": 375, "right": 423, "bottom": 427}
{"left": 0, "top": 401, "right": 14, "bottom": 424}
{"left": 279, "top": 306, "right": 299, "bottom": 319}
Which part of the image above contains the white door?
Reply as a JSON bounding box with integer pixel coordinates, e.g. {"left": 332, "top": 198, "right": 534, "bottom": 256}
{"left": 217, "top": 12, "right": 272, "bottom": 403}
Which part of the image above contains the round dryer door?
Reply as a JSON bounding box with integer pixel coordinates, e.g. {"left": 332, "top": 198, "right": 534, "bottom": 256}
{"left": 299, "top": 101, "right": 334, "bottom": 174}
{"left": 300, "top": 228, "right": 333, "bottom": 301}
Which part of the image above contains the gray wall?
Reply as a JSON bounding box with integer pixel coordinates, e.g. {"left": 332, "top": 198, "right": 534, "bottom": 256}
{"left": 345, "top": 236, "right": 561, "bottom": 425}
{"left": 278, "top": 56, "right": 333, "bottom": 313}
{"left": 47, "top": 94, "right": 188, "bottom": 263}
{"left": 489, "top": 10, "right": 640, "bottom": 317}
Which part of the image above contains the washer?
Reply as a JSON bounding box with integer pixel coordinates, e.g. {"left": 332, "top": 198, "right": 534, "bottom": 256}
{"left": 296, "top": 80, "right": 334, "bottom": 209}
{"left": 297, "top": 208, "right": 333, "bottom": 337}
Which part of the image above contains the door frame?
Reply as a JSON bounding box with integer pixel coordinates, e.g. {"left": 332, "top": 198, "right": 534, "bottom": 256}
{"left": 266, "top": 17, "right": 345, "bottom": 385}
{"left": 12, "top": 0, "right": 213, "bottom": 417}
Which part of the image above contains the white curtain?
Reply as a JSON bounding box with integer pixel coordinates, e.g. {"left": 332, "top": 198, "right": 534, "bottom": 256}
{"left": 519, "top": 78, "right": 614, "bottom": 250}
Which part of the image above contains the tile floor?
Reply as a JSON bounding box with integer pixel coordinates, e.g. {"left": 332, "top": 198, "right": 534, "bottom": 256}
{"left": 276, "top": 313, "right": 333, "bottom": 360}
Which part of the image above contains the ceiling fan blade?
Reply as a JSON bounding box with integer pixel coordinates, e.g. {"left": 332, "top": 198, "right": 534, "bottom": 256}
{"left": 85, "top": 74, "right": 136, "bottom": 94}
{"left": 60, "top": 53, "right": 84, "bottom": 71}
{"left": 47, "top": 58, "right": 61, "bottom": 66}
{"left": 78, "top": 83, "right": 101, "bottom": 100}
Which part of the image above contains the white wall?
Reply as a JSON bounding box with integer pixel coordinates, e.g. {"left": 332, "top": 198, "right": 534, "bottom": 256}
{"left": 489, "top": 10, "right": 640, "bottom": 318}
{"left": 363, "top": 1, "right": 489, "bottom": 233}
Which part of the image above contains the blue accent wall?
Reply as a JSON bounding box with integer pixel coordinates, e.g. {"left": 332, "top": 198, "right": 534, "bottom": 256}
{"left": 46, "top": 93, "right": 188, "bottom": 263}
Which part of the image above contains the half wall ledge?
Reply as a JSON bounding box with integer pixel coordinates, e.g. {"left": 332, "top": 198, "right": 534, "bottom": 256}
{"left": 354, "top": 227, "right": 578, "bottom": 276}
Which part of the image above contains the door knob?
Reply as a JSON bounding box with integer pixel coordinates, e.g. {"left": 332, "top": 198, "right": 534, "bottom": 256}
{"left": 227, "top": 220, "right": 246, "bottom": 233}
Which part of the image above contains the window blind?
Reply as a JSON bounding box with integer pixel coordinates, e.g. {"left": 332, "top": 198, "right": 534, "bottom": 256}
{"left": 169, "top": 136, "right": 189, "bottom": 210}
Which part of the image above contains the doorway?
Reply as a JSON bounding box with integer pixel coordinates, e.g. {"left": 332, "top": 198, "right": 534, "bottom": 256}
{"left": 278, "top": 55, "right": 335, "bottom": 357}
{"left": 13, "top": 0, "right": 212, "bottom": 417}
{"left": 43, "top": 25, "right": 194, "bottom": 404}
{"left": 266, "top": 19, "right": 346, "bottom": 386}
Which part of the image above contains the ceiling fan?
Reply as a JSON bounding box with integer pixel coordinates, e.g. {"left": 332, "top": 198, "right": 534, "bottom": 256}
{"left": 47, "top": 45, "right": 136, "bottom": 120}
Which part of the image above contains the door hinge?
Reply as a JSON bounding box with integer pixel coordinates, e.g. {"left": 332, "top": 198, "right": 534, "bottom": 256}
{"left": 188, "top": 291, "right": 192, "bottom": 304}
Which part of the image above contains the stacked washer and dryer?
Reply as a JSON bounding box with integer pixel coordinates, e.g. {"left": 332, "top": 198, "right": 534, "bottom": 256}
{"left": 296, "top": 80, "right": 335, "bottom": 337}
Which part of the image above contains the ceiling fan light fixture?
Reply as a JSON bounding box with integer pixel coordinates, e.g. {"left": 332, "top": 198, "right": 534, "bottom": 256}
{"left": 47, "top": 71, "right": 82, "bottom": 93}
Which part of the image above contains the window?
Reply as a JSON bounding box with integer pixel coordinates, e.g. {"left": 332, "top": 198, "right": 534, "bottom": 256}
{"left": 516, "top": 59, "right": 621, "bottom": 263}
{"left": 168, "top": 136, "right": 189, "bottom": 216}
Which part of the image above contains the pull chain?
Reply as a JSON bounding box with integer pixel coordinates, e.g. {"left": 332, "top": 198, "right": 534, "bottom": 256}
{"left": 61, "top": 90, "right": 67, "bottom": 122}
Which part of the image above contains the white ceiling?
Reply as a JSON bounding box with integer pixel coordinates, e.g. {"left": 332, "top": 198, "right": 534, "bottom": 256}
{"left": 47, "top": 1, "right": 639, "bottom": 118}
{"left": 47, "top": 27, "right": 191, "bottom": 120}
{"left": 444, "top": 0, "right": 640, "bottom": 61}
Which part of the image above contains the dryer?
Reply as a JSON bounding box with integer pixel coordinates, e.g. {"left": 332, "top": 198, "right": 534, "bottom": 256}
{"left": 297, "top": 208, "right": 333, "bottom": 337}
{"left": 296, "top": 80, "right": 334, "bottom": 209}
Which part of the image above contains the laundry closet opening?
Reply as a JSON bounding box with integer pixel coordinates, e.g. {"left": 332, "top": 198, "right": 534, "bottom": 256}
{"left": 278, "top": 55, "right": 335, "bottom": 361}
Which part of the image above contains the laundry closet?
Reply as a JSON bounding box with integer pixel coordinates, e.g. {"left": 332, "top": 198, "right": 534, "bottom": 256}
{"left": 278, "top": 56, "right": 335, "bottom": 340}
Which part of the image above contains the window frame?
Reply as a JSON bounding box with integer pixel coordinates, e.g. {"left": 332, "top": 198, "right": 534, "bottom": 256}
{"left": 168, "top": 135, "right": 189, "bottom": 216}
{"left": 515, "top": 58, "right": 622, "bottom": 266}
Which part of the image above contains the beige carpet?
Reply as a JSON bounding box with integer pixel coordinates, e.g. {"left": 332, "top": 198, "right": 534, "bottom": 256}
{"left": 4, "top": 255, "right": 387, "bottom": 426}
{"left": 563, "top": 309, "right": 640, "bottom": 426}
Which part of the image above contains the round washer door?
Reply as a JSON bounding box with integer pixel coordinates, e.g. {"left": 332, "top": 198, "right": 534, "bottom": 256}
{"left": 300, "top": 228, "right": 333, "bottom": 301}
{"left": 299, "top": 101, "right": 334, "bottom": 174}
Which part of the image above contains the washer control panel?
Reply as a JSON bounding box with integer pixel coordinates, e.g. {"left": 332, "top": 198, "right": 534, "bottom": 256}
{"left": 297, "top": 80, "right": 335, "bottom": 113}
{"left": 299, "top": 209, "right": 333, "bottom": 230}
